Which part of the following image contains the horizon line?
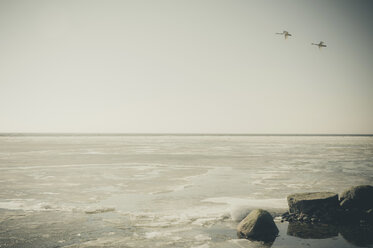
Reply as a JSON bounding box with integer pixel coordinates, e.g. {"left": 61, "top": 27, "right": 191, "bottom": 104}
{"left": 0, "top": 132, "right": 372, "bottom": 137}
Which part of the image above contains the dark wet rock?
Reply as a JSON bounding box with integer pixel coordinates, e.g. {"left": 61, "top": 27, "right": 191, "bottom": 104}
{"left": 367, "top": 209, "right": 373, "bottom": 224}
{"left": 340, "top": 185, "right": 373, "bottom": 211}
{"left": 303, "top": 216, "right": 310, "bottom": 222}
{"left": 287, "top": 192, "right": 339, "bottom": 223}
{"left": 342, "top": 208, "right": 368, "bottom": 224}
{"left": 280, "top": 188, "right": 373, "bottom": 246}
{"left": 288, "top": 192, "right": 339, "bottom": 215}
{"left": 237, "top": 209, "right": 279, "bottom": 242}
{"left": 339, "top": 224, "right": 373, "bottom": 247}
{"left": 340, "top": 206, "right": 373, "bottom": 225}
{"left": 287, "top": 222, "right": 338, "bottom": 239}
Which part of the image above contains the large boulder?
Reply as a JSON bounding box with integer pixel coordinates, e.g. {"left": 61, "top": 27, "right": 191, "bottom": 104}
{"left": 237, "top": 209, "right": 279, "bottom": 242}
{"left": 287, "top": 192, "right": 339, "bottom": 222}
{"left": 288, "top": 192, "right": 339, "bottom": 214}
{"left": 340, "top": 185, "right": 373, "bottom": 211}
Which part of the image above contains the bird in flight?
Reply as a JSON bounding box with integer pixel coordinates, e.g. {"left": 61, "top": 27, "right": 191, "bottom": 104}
{"left": 276, "top": 31, "right": 292, "bottom": 39}
{"left": 311, "top": 41, "right": 327, "bottom": 49}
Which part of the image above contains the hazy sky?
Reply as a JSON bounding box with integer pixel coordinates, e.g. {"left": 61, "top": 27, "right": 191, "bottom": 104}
{"left": 1, "top": 0, "right": 373, "bottom": 133}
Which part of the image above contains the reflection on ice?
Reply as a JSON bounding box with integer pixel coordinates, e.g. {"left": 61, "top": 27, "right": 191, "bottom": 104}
{"left": 287, "top": 222, "right": 338, "bottom": 239}
{"left": 340, "top": 224, "right": 373, "bottom": 247}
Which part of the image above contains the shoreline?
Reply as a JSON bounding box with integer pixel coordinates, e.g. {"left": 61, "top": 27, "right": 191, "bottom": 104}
{"left": 1, "top": 207, "right": 372, "bottom": 248}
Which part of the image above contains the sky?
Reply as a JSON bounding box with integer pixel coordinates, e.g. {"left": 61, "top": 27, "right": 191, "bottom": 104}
{"left": 0, "top": 0, "right": 373, "bottom": 134}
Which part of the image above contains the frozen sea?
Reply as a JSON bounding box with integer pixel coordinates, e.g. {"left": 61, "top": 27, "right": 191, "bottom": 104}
{"left": 0, "top": 135, "right": 372, "bottom": 248}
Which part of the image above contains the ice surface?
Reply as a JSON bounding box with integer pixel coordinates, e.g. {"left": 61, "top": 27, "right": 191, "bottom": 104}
{"left": 0, "top": 135, "right": 372, "bottom": 247}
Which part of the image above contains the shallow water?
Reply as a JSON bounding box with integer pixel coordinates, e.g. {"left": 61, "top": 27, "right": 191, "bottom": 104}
{"left": 0, "top": 135, "right": 372, "bottom": 247}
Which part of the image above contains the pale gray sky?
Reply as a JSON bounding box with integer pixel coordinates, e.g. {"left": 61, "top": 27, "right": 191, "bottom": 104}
{"left": 1, "top": 0, "right": 372, "bottom": 133}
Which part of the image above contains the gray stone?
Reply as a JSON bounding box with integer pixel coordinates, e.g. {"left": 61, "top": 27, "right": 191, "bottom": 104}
{"left": 287, "top": 192, "right": 339, "bottom": 220}
{"left": 340, "top": 185, "right": 373, "bottom": 211}
{"left": 237, "top": 209, "right": 279, "bottom": 242}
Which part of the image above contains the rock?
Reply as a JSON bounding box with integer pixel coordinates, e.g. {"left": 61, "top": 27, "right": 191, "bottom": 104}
{"left": 287, "top": 192, "right": 339, "bottom": 222}
{"left": 288, "top": 192, "right": 339, "bottom": 214}
{"left": 342, "top": 208, "right": 366, "bottom": 224}
{"left": 366, "top": 209, "right": 373, "bottom": 224}
{"left": 237, "top": 209, "right": 279, "bottom": 242}
{"left": 340, "top": 185, "right": 373, "bottom": 211}
{"left": 303, "top": 216, "right": 310, "bottom": 222}
{"left": 281, "top": 211, "right": 289, "bottom": 218}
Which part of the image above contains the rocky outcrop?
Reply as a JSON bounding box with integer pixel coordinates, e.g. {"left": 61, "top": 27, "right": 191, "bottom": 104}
{"left": 281, "top": 186, "right": 373, "bottom": 225}
{"left": 237, "top": 209, "right": 279, "bottom": 242}
{"left": 284, "top": 192, "right": 340, "bottom": 223}
{"left": 276, "top": 185, "right": 373, "bottom": 246}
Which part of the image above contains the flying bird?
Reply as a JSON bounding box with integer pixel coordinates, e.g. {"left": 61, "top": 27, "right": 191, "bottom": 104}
{"left": 312, "top": 41, "right": 327, "bottom": 49}
{"left": 276, "top": 31, "right": 292, "bottom": 39}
